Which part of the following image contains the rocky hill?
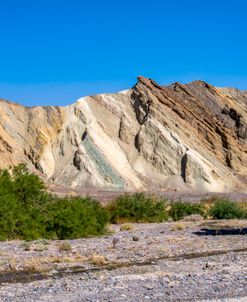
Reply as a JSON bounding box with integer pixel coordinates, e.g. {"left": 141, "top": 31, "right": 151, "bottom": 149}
{"left": 0, "top": 77, "right": 246, "bottom": 192}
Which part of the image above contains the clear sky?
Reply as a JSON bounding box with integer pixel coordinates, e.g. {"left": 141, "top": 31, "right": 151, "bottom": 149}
{"left": 0, "top": 0, "right": 246, "bottom": 106}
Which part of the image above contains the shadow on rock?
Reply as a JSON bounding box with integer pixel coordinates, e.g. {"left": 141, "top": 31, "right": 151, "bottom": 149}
{"left": 194, "top": 228, "right": 247, "bottom": 236}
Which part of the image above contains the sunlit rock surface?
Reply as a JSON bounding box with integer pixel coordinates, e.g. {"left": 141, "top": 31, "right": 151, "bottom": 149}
{"left": 0, "top": 77, "right": 246, "bottom": 192}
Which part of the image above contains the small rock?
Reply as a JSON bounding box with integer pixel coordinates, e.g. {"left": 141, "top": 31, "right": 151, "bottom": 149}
{"left": 132, "top": 236, "right": 140, "bottom": 241}
{"left": 205, "top": 262, "right": 215, "bottom": 269}
{"left": 112, "top": 237, "right": 120, "bottom": 248}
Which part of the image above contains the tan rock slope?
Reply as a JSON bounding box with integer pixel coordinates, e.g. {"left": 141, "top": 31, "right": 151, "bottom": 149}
{"left": 0, "top": 77, "right": 246, "bottom": 192}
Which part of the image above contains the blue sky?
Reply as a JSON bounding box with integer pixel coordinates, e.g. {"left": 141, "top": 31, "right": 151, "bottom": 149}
{"left": 0, "top": 0, "right": 246, "bottom": 106}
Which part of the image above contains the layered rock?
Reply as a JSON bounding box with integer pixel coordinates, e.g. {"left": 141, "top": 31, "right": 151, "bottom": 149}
{"left": 0, "top": 77, "right": 246, "bottom": 192}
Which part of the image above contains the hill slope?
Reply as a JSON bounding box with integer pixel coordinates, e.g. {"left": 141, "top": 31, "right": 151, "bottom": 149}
{"left": 0, "top": 77, "right": 246, "bottom": 192}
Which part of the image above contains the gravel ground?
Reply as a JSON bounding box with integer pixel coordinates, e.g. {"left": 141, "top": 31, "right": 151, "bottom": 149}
{"left": 0, "top": 219, "right": 246, "bottom": 301}
{"left": 50, "top": 186, "right": 247, "bottom": 203}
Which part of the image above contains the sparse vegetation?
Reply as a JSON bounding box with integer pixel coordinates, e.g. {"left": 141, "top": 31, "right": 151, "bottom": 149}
{"left": 21, "top": 242, "right": 33, "bottom": 251}
{"left": 33, "top": 243, "right": 47, "bottom": 252}
{"left": 23, "top": 257, "right": 42, "bottom": 272}
{"left": 89, "top": 254, "right": 107, "bottom": 266}
{"left": 171, "top": 223, "right": 185, "bottom": 231}
{"left": 58, "top": 241, "right": 72, "bottom": 253}
{"left": 20, "top": 240, "right": 49, "bottom": 251}
{"left": 8, "top": 257, "right": 18, "bottom": 272}
{"left": 208, "top": 198, "right": 247, "bottom": 220}
{"left": 107, "top": 193, "right": 168, "bottom": 223}
{"left": 120, "top": 223, "right": 134, "bottom": 231}
{"left": 169, "top": 201, "right": 205, "bottom": 221}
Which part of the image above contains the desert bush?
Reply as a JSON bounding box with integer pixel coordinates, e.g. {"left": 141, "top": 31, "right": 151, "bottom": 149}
{"left": 58, "top": 241, "right": 72, "bottom": 252}
{"left": 107, "top": 193, "right": 168, "bottom": 223}
{"left": 208, "top": 199, "right": 247, "bottom": 220}
{"left": 169, "top": 201, "right": 205, "bottom": 221}
{"left": 0, "top": 165, "right": 49, "bottom": 240}
{"left": 12, "top": 164, "right": 46, "bottom": 205}
{"left": 0, "top": 164, "right": 109, "bottom": 240}
{"left": 45, "top": 197, "right": 109, "bottom": 239}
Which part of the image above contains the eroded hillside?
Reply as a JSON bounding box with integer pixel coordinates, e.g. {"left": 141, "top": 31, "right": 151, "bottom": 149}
{"left": 0, "top": 77, "right": 246, "bottom": 192}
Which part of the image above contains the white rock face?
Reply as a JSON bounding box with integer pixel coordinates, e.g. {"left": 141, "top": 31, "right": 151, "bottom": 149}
{"left": 0, "top": 77, "right": 246, "bottom": 192}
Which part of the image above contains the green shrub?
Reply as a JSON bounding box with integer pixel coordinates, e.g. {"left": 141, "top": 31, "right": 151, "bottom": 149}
{"left": 45, "top": 197, "right": 109, "bottom": 239}
{"left": 0, "top": 165, "right": 49, "bottom": 240}
{"left": 0, "top": 164, "right": 109, "bottom": 240}
{"left": 107, "top": 193, "right": 168, "bottom": 223}
{"left": 12, "top": 164, "right": 46, "bottom": 205}
{"left": 208, "top": 199, "right": 247, "bottom": 220}
{"left": 169, "top": 201, "right": 205, "bottom": 221}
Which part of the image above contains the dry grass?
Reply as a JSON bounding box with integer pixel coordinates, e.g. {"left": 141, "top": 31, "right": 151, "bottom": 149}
{"left": 63, "top": 255, "right": 87, "bottom": 263}
{"left": 238, "top": 202, "right": 247, "bottom": 212}
{"left": 120, "top": 223, "right": 134, "bottom": 231}
{"left": 171, "top": 223, "right": 185, "bottom": 231}
{"left": 200, "top": 196, "right": 218, "bottom": 215}
{"left": 6, "top": 252, "right": 88, "bottom": 274}
{"left": 33, "top": 244, "right": 48, "bottom": 252}
{"left": 58, "top": 241, "right": 72, "bottom": 253}
{"left": 23, "top": 257, "right": 42, "bottom": 272}
{"left": 42, "top": 253, "right": 87, "bottom": 264}
{"left": 89, "top": 254, "right": 107, "bottom": 266}
{"left": 67, "top": 191, "right": 78, "bottom": 197}
{"left": 0, "top": 250, "right": 7, "bottom": 256}
{"left": 20, "top": 241, "right": 49, "bottom": 252}
{"left": 48, "top": 256, "right": 64, "bottom": 264}
{"left": 72, "top": 251, "right": 88, "bottom": 262}
{"left": 21, "top": 242, "right": 33, "bottom": 251}
{"left": 8, "top": 257, "right": 18, "bottom": 271}
{"left": 8, "top": 256, "right": 44, "bottom": 273}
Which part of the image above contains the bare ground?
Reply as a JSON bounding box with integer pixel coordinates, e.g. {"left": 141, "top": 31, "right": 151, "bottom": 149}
{"left": 49, "top": 185, "right": 247, "bottom": 203}
{"left": 0, "top": 219, "right": 246, "bottom": 301}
